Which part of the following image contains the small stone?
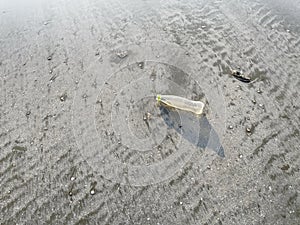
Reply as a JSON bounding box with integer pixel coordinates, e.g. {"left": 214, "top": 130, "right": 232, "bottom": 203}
{"left": 60, "top": 94, "right": 66, "bottom": 102}
{"left": 69, "top": 192, "right": 73, "bottom": 196}
{"left": 252, "top": 99, "right": 256, "bottom": 104}
{"left": 257, "top": 89, "right": 262, "bottom": 94}
{"left": 146, "top": 112, "right": 151, "bottom": 120}
{"left": 246, "top": 127, "right": 251, "bottom": 133}
{"left": 138, "top": 62, "right": 144, "bottom": 69}
{"left": 90, "top": 189, "right": 95, "bottom": 195}
{"left": 229, "top": 125, "right": 233, "bottom": 129}
{"left": 47, "top": 55, "right": 52, "bottom": 61}
{"left": 259, "top": 103, "right": 263, "bottom": 108}
{"left": 70, "top": 177, "right": 75, "bottom": 181}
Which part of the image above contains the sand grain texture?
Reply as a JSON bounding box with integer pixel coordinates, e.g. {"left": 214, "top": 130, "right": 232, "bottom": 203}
{"left": 0, "top": 0, "right": 299, "bottom": 224}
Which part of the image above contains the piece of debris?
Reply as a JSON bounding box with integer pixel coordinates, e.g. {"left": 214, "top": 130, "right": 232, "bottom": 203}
{"left": 231, "top": 69, "right": 251, "bottom": 83}
{"left": 157, "top": 94, "right": 205, "bottom": 115}
{"left": 12, "top": 146, "right": 27, "bottom": 152}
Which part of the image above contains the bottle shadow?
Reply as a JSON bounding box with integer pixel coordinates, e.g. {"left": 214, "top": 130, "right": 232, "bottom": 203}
{"left": 159, "top": 106, "right": 225, "bottom": 158}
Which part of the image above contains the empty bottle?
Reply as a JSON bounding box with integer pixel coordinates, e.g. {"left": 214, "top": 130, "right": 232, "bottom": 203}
{"left": 156, "top": 94, "right": 205, "bottom": 115}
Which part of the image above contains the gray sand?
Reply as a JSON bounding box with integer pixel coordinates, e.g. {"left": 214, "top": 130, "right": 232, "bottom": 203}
{"left": 1, "top": 0, "right": 299, "bottom": 224}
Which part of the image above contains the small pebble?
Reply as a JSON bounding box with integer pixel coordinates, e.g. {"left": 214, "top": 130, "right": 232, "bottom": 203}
{"left": 138, "top": 62, "right": 144, "bottom": 69}
{"left": 229, "top": 125, "right": 233, "bottom": 129}
{"left": 47, "top": 55, "right": 52, "bottom": 61}
{"left": 60, "top": 95, "right": 66, "bottom": 102}
{"left": 146, "top": 112, "right": 151, "bottom": 120}
{"left": 70, "top": 177, "right": 75, "bottom": 181}
{"left": 90, "top": 189, "right": 95, "bottom": 195}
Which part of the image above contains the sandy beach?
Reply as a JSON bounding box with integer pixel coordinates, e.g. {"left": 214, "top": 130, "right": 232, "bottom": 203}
{"left": 1, "top": 0, "right": 299, "bottom": 224}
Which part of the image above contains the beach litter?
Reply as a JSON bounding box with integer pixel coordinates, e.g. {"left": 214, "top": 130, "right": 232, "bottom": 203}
{"left": 156, "top": 94, "right": 205, "bottom": 115}
{"left": 231, "top": 69, "right": 251, "bottom": 83}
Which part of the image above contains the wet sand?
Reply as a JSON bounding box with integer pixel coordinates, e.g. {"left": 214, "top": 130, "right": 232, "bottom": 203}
{"left": 1, "top": 0, "right": 300, "bottom": 224}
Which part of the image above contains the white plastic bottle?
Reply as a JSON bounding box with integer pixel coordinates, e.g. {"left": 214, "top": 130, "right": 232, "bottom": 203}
{"left": 156, "top": 94, "right": 205, "bottom": 115}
